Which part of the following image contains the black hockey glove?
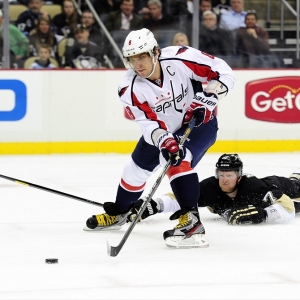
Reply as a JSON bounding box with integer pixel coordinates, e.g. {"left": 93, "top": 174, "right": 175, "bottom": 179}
{"left": 228, "top": 205, "right": 267, "bottom": 225}
{"left": 126, "top": 199, "right": 158, "bottom": 222}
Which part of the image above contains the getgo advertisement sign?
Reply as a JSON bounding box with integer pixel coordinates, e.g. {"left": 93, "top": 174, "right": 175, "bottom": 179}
{"left": 245, "top": 77, "right": 300, "bottom": 123}
{"left": 0, "top": 79, "right": 27, "bottom": 121}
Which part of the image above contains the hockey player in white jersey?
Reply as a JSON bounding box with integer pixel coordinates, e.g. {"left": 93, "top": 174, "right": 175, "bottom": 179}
{"left": 85, "top": 28, "right": 236, "bottom": 248}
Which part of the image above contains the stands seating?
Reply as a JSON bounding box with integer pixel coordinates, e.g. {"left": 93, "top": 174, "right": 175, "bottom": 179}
{"left": 58, "top": 38, "right": 67, "bottom": 58}
{"left": 57, "top": 38, "right": 68, "bottom": 66}
{"left": 248, "top": 54, "right": 284, "bottom": 68}
{"left": 9, "top": 4, "right": 27, "bottom": 23}
{"left": 23, "top": 56, "right": 59, "bottom": 68}
{"left": 9, "top": 4, "right": 61, "bottom": 24}
{"left": 152, "top": 29, "right": 178, "bottom": 49}
{"left": 109, "top": 30, "right": 131, "bottom": 68}
{"left": 266, "top": 29, "right": 298, "bottom": 67}
{"left": 217, "top": 55, "right": 244, "bottom": 68}
{"left": 41, "top": 4, "right": 62, "bottom": 18}
{"left": 99, "top": 13, "right": 109, "bottom": 24}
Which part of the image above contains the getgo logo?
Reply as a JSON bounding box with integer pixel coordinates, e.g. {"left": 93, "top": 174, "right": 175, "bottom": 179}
{"left": 245, "top": 77, "right": 300, "bottom": 123}
{"left": 0, "top": 80, "right": 27, "bottom": 121}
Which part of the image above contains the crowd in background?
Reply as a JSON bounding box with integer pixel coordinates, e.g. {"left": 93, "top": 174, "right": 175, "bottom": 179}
{"left": 0, "top": 0, "right": 293, "bottom": 69}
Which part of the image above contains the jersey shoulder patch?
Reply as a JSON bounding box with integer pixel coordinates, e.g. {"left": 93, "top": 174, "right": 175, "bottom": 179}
{"left": 176, "top": 46, "right": 189, "bottom": 55}
{"left": 118, "top": 86, "right": 129, "bottom": 97}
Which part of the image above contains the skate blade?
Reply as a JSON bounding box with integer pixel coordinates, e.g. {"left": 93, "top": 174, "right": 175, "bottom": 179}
{"left": 165, "top": 234, "right": 209, "bottom": 249}
{"left": 83, "top": 225, "right": 122, "bottom": 232}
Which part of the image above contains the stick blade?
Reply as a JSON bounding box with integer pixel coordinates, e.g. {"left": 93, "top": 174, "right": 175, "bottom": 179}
{"left": 106, "top": 241, "right": 120, "bottom": 257}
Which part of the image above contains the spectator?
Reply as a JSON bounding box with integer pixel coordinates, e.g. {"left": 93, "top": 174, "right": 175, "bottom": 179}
{"left": 91, "top": 0, "right": 121, "bottom": 15}
{"left": 212, "top": 0, "right": 230, "bottom": 8}
{"left": 199, "top": 10, "right": 233, "bottom": 56}
{"left": 168, "top": 0, "right": 192, "bottom": 35}
{"left": 186, "top": 0, "right": 193, "bottom": 14}
{"left": 184, "top": 0, "right": 212, "bottom": 43}
{"left": 63, "top": 23, "right": 107, "bottom": 69}
{"left": 16, "top": 0, "right": 52, "bottom": 36}
{"left": 133, "top": 0, "right": 149, "bottom": 16}
{"left": 28, "top": 44, "right": 57, "bottom": 69}
{"left": 105, "top": 0, "right": 143, "bottom": 31}
{"left": 199, "top": 0, "right": 212, "bottom": 21}
{"left": 52, "top": 0, "right": 79, "bottom": 38}
{"left": 219, "top": 0, "right": 247, "bottom": 31}
{"left": 0, "top": 39, "right": 17, "bottom": 68}
{"left": 212, "top": 0, "right": 230, "bottom": 16}
{"left": 133, "top": 0, "right": 169, "bottom": 17}
{"left": 183, "top": 0, "right": 212, "bottom": 20}
{"left": 28, "top": 17, "right": 58, "bottom": 58}
{"left": 236, "top": 12, "right": 270, "bottom": 67}
{"left": 0, "top": 9, "right": 29, "bottom": 67}
{"left": 18, "top": 0, "right": 63, "bottom": 4}
{"left": 172, "top": 32, "right": 189, "bottom": 46}
{"left": 143, "top": 0, "right": 178, "bottom": 31}
{"left": 80, "top": 9, "right": 106, "bottom": 51}
{"left": 182, "top": 0, "right": 212, "bottom": 18}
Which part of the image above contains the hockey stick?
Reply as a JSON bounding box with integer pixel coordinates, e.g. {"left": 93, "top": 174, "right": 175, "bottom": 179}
{"left": 0, "top": 174, "right": 103, "bottom": 207}
{"left": 107, "top": 117, "right": 196, "bottom": 257}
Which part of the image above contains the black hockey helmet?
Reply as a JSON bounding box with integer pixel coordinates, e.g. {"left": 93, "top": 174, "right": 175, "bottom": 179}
{"left": 215, "top": 154, "right": 243, "bottom": 178}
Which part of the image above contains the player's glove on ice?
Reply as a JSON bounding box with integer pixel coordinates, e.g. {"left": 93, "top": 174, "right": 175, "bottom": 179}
{"left": 127, "top": 198, "right": 158, "bottom": 222}
{"left": 228, "top": 205, "right": 267, "bottom": 225}
{"left": 183, "top": 92, "right": 218, "bottom": 127}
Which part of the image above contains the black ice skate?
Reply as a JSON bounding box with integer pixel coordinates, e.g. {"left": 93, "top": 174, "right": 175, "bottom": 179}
{"left": 163, "top": 208, "right": 209, "bottom": 248}
{"left": 84, "top": 202, "right": 129, "bottom": 231}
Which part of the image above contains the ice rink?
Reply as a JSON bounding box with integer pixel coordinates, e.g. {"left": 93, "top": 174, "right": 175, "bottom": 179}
{"left": 0, "top": 152, "right": 299, "bottom": 300}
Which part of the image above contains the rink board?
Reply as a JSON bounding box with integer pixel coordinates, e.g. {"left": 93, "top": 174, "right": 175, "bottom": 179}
{"left": 0, "top": 69, "right": 299, "bottom": 154}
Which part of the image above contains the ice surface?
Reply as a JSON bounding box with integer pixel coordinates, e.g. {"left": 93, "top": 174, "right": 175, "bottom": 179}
{"left": 0, "top": 152, "right": 299, "bottom": 299}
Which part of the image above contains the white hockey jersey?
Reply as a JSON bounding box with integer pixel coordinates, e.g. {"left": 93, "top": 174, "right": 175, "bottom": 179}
{"left": 118, "top": 46, "right": 236, "bottom": 146}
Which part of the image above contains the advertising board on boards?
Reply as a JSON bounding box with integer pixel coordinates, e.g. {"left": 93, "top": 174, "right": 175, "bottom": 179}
{"left": 245, "top": 76, "right": 300, "bottom": 123}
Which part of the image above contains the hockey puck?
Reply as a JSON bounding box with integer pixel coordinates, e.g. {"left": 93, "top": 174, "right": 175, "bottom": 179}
{"left": 45, "top": 258, "right": 58, "bottom": 264}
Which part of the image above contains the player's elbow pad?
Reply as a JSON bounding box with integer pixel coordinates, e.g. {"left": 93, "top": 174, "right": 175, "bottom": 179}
{"left": 205, "top": 80, "right": 228, "bottom": 100}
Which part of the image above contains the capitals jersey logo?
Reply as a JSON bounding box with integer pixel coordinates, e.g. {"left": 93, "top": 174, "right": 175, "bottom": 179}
{"left": 118, "top": 86, "right": 129, "bottom": 97}
{"left": 176, "top": 46, "right": 188, "bottom": 56}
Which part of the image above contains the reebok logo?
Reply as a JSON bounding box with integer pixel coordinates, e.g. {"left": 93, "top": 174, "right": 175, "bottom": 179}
{"left": 245, "top": 77, "right": 300, "bottom": 123}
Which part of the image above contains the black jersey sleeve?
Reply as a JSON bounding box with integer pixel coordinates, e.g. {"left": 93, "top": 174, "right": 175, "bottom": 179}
{"left": 234, "top": 175, "right": 284, "bottom": 208}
